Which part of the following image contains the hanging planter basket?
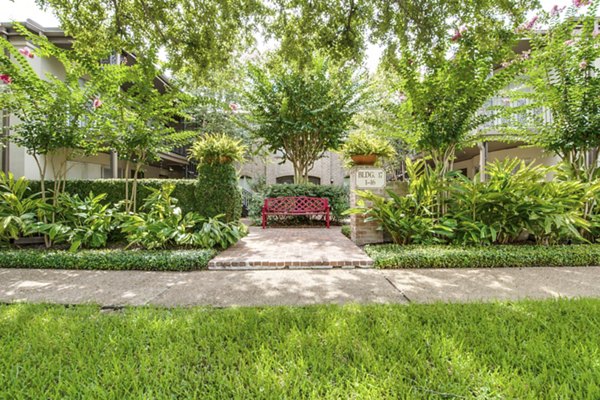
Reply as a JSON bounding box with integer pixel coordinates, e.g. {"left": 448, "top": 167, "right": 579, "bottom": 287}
{"left": 351, "top": 154, "right": 378, "bottom": 165}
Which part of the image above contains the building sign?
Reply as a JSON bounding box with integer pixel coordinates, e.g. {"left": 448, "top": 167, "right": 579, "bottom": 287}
{"left": 355, "top": 169, "right": 386, "bottom": 189}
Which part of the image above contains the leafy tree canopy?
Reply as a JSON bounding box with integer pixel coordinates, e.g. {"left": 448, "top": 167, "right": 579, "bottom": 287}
{"left": 245, "top": 56, "right": 364, "bottom": 183}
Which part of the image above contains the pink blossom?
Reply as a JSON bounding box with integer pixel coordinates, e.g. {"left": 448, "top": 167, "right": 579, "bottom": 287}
{"left": 524, "top": 15, "right": 538, "bottom": 30}
{"left": 573, "top": 0, "right": 590, "bottom": 7}
{"left": 459, "top": 24, "right": 468, "bottom": 34}
{"left": 0, "top": 74, "right": 12, "bottom": 84}
{"left": 580, "top": 60, "right": 589, "bottom": 69}
{"left": 501, "top": 61, "right": 511, "bottom": 68}
{"left": 550, "top": 5, "right": 559, "bottom": 15}
{"left": 565, "top": 39, "right": 575, "bottom": 46}
{"left": 521, "top": 50, "right": 531, "bottom": 60}
{"left": 451, "top": 30, "right": 462, "bottom": 42}
{"left": 18, "top": 47, "right": 34, "bottom": 59}
{"left": 229, "top": 102, "right": 239, "bottom": 113}
{"left": 593, "top": 27, "right": 600, "bottom": 38}
{"left": 397, "top": 92, "right": 407, "bottom": 103}
{"left": 92, "top": 98, "right": 102, "bottom": 109}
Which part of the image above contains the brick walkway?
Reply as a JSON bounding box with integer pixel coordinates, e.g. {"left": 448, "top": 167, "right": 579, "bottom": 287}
{"left": 208, "top": 226, "right": 373, "bottom": 270}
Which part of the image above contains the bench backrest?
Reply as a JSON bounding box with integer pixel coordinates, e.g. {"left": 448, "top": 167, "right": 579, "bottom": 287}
{"left": 264, "top": 196, "right": 329, "bottom": 213}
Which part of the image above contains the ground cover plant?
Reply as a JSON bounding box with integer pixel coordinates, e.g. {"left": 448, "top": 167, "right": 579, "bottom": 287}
{"left": 366, "top": 244, "right": 600, "bottom": 269}
{"left": 0, "top": 249, "right": 215, "bottom": 271}
{"left": 1, "top": 299, "right": 600, "bottom": 398}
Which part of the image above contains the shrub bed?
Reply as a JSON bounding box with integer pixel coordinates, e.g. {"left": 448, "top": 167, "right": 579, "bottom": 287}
{"left": 249, "top": 183, "right": 349, "bottom": 224}
{"left": 29, "top": 179, "right": 199, "bottom": 214}
{"left": 366, "top": 244, "right": 600, "bottom": 269}
{"left": 0, "top": 249, "right": 216, "bottom": 271}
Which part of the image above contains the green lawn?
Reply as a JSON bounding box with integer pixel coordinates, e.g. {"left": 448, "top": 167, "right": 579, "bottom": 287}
{"left": 2, "top": 300, "right": 600, "bottom": 398}
{"left": 366, "top": 244, "right": 600, "bottom": 269}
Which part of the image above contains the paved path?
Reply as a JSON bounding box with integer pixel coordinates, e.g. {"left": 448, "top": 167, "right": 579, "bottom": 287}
{"left": 208, "top": 227, "right": 373, "bottom": 269}
{"left": 1, "top": 267, "right": 600, "bottom": 307}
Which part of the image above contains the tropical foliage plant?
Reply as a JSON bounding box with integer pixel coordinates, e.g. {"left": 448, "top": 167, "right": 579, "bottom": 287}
{"left": 349, "top": 158, "right": 595, "bottom": 245}
{"left": 339, "top": 131, "right": 396, "bottom": 165}
{"left": 189, "top": 133, "right": 247, "bottom": 165}
{"left": 120, "top": 184, "right": 246, "bottom": 249}
{"left": 0, "top": 172, "right": 43, "bottom": 243}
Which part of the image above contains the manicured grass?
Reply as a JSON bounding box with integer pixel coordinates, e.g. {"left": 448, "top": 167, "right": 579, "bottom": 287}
{"left": 1, "top": 300, "right": 600, "bottom": 398}
{"left": 0, "top": 249, "right": 216, "bottom": 271}
{"left": 366, "top": 244, "right": 600, "bottom": 269}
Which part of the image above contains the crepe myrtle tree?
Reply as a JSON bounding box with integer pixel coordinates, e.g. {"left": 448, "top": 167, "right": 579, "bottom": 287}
{"left": 509, "top": 1, "right": 600, "bottom": 183}
{"left": 246, "top": 56, "right": 363, "bottom": 184}
{"left": 97, "top": 60, "right": 197, "bottom": 212}
{"left": 391, "top": 22, "right": 525, "bottom": 178}
{"left": 0, "top": 23, "right": 111, "bottom": 244}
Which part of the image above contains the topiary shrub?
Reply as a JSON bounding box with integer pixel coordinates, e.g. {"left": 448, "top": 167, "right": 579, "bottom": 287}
{"left": 195, "top": 163, "right": 242, "bottom": 222}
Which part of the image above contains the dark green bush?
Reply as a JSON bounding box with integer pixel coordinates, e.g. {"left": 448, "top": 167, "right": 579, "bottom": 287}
{"left": 249, "top": 183, "right": 349, "bottom": 224}
{"left": 195, "top": 163, "right": 242, "bottom": 222}
{"left": 0, "top": 249, "right": 215, "bottom": 271}
{"left": 29, "top": 179, "right": 199, "bottom": 214}
{"left": 366, "top": 244, "right": 600, "bottom": 269}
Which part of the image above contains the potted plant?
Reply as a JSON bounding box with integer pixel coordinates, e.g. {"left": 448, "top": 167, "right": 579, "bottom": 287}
{"left": 188, "top": 133, "right": 247, "bottom": 165}
{"left": 340, "top": 131, "right": 396, "bottom": 166}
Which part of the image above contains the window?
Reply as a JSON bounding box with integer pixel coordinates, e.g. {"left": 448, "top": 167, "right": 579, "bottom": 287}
{"left": 276, "top": 175, "right": 321, "bottom": 185}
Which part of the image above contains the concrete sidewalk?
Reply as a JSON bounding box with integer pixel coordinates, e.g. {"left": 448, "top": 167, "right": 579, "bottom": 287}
{"left": 1, "top": 267, "right": 600, "bottom": 307}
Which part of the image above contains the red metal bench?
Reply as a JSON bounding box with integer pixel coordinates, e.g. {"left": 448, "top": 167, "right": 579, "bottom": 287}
{"left": 262, "top": 196, "right": 330, "bottom": 228}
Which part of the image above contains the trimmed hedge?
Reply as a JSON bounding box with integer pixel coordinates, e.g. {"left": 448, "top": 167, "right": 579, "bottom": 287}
{"left": 249, "top": 183, "right": 349, "bottom": 223}
{"left": 0, "top": 249, "right": 216, "bottom": 271}
{"left": 365, "top": 244, "right": 600, "bottom": 269}
{"left": 29, "top": 179, "right": 199, "bottom": 214}
{"left": 195, "top": 164, "right": 242, "bottom": 222}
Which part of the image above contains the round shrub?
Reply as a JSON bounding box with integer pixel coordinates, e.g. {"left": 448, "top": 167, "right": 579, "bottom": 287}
{"left": 195, "top": 163, "right": 242, "bottom": 222}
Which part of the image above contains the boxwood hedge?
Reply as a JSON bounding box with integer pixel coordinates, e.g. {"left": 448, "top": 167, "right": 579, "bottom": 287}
{"left": 0, "top": 249, "right": 216, "bottom": 271}
{"left": 29, "top": 179, "right": 199, "bottom": 214}
{"left": 366, "top": 244, "right": 600, "bottom": 269}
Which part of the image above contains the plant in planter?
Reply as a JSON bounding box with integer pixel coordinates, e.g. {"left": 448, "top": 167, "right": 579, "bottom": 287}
{"left": 189, "top": 134, "right": 246, "bottom": 222}
{"left": 340, "top": 131, "right": 396, "bottom": 166}
{"left": 188, "top": 133, "right": 246, "bottom": 165}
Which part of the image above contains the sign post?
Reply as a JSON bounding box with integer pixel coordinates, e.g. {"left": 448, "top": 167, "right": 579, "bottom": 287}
{"left": 349, "top": 166, "right": 386, "bottom": 245}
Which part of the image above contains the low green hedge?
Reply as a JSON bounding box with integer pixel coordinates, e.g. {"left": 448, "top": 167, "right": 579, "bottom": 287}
{"left": 0, "top": 249, "right": 216, "bottom": 271}
{"left": 249, "top": 183, "right": 349, "bottom": 223}
{"left": 366, "top": 244, "right": 600, "bottom": 269}
{"left": 195, "top": 164, "right": 242, "bottom": 222}
{"left": 29, "top": 179, "right": 199, "bottom": 214}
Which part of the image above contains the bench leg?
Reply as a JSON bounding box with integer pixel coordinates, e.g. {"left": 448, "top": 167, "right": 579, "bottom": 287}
{"left": 326, "top": 211, "right": 330, "bottom": 228}
{"left": 262, "top": 212, "right": 266, "bottom": 229}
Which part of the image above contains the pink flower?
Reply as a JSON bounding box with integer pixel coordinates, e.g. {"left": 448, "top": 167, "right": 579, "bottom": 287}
{"left": 0, "top": 74, "right": 12, "bottom": 84}
{"left": 573, "top": 0, "right": 590, "bottom": 7}
{"left": 451, "top": 24, "right": 467, "bottom": 41}
{"left": 92, "top": 98, "right": 102, "bottom": 109}
{"left": 565, "top": 39, "right": 575, "bottom": 46}
{"left": 397, "top": 92, "right": 407, "bottom": 103}
{"left": 524, "top": 15, "right": 538, "bottom": 30}
{"left": 594, "top": 27, "right": 600, "bottom": 38}
{"left": 229, "top": 102, "right": 239, "bottom": 113}
{"left": 18, "top": 47, "right": 34, "bottom": 59}
{"left": 580, "top": 60, "right": 588, "bottom": 69}
{"left": 550, "top": 5, "right": 559, "bottom": 15}
{"left": 521, "top": 50, "right": 531, "bottom": 60}
{"left": 501, "top": 61, "right": 511, "bottom": 68}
